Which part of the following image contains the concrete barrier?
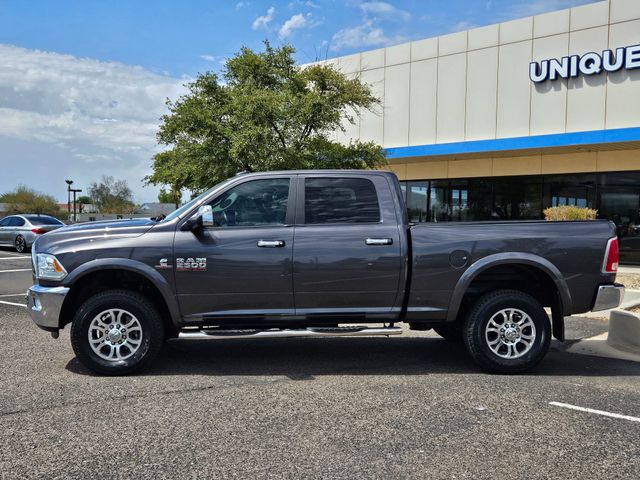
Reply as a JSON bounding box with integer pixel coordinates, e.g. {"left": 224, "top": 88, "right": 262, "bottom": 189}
{"left": 608, "top": 310, "right": 640, "bottom": 353}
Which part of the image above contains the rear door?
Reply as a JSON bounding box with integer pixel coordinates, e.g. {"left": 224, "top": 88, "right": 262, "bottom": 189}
{"left": 292, "top": 174, "right": 403, "bottom": 318}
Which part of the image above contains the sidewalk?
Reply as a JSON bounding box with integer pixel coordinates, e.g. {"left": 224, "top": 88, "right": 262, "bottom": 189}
{"left": 618, "top": 265, "right": 640, "bottom": 275}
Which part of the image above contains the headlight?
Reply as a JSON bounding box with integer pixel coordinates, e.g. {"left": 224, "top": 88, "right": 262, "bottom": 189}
{"left": 35, "top": 254, "right": 68, "bottom": 281}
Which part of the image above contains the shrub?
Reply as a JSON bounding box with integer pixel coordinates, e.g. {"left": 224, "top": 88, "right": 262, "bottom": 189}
{"left": 543, "top": 205, "right": 597, "bottom": 221}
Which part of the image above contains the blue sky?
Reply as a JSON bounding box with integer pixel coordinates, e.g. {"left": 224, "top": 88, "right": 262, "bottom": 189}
{"left": 0, "top": 0, "right": 597, "bottom": 202}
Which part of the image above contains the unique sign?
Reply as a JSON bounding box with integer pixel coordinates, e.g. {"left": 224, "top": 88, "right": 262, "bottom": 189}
{"left": 530, "top": 44, "right": 640, "bottom": 83}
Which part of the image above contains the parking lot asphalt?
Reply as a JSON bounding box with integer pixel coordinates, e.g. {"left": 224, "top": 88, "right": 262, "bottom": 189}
{"left": 0, "top": 249, "right": 638, "bottom": 479}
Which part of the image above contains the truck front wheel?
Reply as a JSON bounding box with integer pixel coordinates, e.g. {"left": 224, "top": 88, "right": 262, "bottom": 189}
{"left": 70, "top": 290, "right": 165, "bottom": 375}
{"left": 463, "top": 290, "right": 551, "bottom": 373}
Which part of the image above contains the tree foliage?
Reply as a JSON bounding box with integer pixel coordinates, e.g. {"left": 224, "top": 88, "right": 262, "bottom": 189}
{"left": 0, "top": 185, "right": 61, "bottom": 217}
{"left": 147, "top": 42, "right": 386, "bottom": 193}
{"left": 88, "top": 176, "right": 135, "bottom": 214}
{"left": 158, "top": 186, "right": 182, "bottom": 208}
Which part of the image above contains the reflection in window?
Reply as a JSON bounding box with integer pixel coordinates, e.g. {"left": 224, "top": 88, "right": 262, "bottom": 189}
{"left": 305, "top": 177, "right": 380, "bottom": 224}
{"left": 209, "top": 178, "right": 290, "bottom": 227}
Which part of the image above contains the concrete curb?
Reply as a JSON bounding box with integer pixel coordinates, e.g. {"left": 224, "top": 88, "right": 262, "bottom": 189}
{"left": 608, "top": 310, "right": 640, "bottom": 352}
{"left": 566, "top": 309, "right": 640, "bottom": 363}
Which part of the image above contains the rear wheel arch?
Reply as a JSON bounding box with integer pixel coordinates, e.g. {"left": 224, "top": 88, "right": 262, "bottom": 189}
{"left": 447, "top": 255, "right": 570, "bottom": 340}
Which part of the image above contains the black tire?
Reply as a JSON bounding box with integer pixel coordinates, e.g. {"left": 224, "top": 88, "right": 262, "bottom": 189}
{"left": 70, "top": 290, "right": 164, "bottom": 375}
{"left": 433, "top": 325, "right": 463, "bottom": 342}
{"left": 14, "top": 235, "right": 27, "bottom": 253}
{"left": 463, "top": 290, "right": 551, "bottom": 374}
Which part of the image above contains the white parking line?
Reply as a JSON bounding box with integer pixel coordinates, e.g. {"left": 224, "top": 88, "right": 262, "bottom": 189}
{"left": 0, "top": 256, "right": 30, "bottom": 260}
{"left": 0, "top": 269, "right": 31, "bottom": 273}
{"left": 549, "top": 402, "right": 640, "bottom": 423}
{"left": 0, "top": 300, "right": 26, "bottom": 308}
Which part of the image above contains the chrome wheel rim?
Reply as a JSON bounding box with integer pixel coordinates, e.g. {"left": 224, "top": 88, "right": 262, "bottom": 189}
{"left": 15, "top": 236, "right": 25, "bottom": 252}
{"left": 485, "top": 308, "right": 536, "bottom": 359}
{"left": 88, "top": 309, "right": 143, "bottom": 361}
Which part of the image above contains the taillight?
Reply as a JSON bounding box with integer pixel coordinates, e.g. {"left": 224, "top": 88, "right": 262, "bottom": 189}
{"left": 602, "top": 237, "right": 619, "bottom": 274}
{"left": 31, "top": 228, "right": 47, "bottom": 234}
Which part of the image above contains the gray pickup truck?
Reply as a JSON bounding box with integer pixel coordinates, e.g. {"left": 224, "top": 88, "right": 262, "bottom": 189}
{"left": 27, "top": 170, "right": 623, "bottom": 375}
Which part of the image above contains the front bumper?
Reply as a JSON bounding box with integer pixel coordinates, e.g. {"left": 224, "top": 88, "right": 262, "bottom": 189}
{"left": 592, "top": 284, "right": 625, "bottom": 312}
{"left": 27, "top": 285, "right": 69, "bottom": 330}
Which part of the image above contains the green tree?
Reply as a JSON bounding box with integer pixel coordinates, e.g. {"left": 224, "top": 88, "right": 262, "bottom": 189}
{"left": 76, "top": 195, "right": 93, "bottom": 213}
{"left": 157, "top": 186, "right": 182, "bottom": 209}
{"left": 0, "top": 185, "right": 61, "bottom": 217}
{"left": 147, "top": 42, "right": 386, "bottom": 193}
{"left": 88, "top": 176, "right": 135, "bottom": 214}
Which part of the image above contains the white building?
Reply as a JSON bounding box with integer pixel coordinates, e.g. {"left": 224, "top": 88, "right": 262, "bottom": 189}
{"left": 323, "top": 0, "right": 640, "bottom": 263}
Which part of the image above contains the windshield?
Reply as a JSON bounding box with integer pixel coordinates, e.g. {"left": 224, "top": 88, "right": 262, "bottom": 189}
{"left": 161, "top": 178, "right": 234, "bottom": 223}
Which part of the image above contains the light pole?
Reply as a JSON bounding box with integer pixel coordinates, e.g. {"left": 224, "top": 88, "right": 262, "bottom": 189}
{"left": 65, "top": 179, "right": 73, "bottom": 222}
{"left": 70, "top": 188, "right": 82, "bottom": 223}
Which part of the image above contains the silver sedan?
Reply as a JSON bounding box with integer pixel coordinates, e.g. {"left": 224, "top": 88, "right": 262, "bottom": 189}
{"left": 0, "top": 214, "right": 65, "bottom": 253}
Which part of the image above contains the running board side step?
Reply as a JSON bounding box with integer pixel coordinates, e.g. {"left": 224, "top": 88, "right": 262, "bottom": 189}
{"left": 177, "top": 326, "right": 403, "bottom": 340}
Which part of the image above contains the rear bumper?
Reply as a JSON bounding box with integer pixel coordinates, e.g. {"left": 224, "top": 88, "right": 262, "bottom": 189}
{"left": 27, "top": 285, "right": 69, "bottom": 330}
{"left": 592, "top": 284, "right": 625, "bottom": 312}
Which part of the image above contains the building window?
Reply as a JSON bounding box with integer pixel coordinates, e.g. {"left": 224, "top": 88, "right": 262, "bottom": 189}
{"left": 406, "top": 181, "right": 428, "bottom": 223}
{"left": 398, "top": 170, "right": 640, "bottom": 265}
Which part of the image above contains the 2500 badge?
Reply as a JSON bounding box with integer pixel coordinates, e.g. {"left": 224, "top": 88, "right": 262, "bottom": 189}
{"left": 176, "top": 257, "right": 207, "bottom": 271}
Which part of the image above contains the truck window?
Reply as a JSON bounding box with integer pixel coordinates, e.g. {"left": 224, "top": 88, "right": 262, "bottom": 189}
{"left": 304, "top": 178, "right": 380, "bottom": 224}
{"left": 208, "top": 178, "right": 290, "bottom": 227}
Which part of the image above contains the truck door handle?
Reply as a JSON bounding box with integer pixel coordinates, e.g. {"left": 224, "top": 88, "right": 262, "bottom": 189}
{"left": 365, "top": 238, "right": 393, "bottom": 246}
{"left": 257, "top": 240, "right": 285, "bottom": 248}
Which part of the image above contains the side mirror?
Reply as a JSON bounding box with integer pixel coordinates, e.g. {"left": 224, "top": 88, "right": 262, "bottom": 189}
{"left": 197, "top": 205, "right": 214, "bottom": 228}
{"left": 183, "top": 205, "right": 213, "bottom": 231}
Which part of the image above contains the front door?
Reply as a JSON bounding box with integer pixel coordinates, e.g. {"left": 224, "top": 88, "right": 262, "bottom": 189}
{"left": 293, "top": 175, "right": 403, "bottom": 318}
{"left": 174, "top": 176, "right": 295, "bottom": 322}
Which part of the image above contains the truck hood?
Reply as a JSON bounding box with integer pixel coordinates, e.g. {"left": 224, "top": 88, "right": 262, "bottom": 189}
{"left": 34, "top": 218, "right": 156, "bottom": 253}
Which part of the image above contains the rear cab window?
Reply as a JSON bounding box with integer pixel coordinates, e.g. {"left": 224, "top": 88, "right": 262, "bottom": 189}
{"left": 303, "top": 177, "right": 381, "bottom": 224}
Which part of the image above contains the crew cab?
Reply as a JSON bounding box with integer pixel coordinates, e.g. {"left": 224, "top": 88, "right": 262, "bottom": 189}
{"left": 27, "top": 170, "right": 624, "bottom": 375}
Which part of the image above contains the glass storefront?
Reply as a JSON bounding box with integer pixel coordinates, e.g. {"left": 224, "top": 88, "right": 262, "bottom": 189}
{"left": 398, "top": 171, "right": 640, "bottom": 264}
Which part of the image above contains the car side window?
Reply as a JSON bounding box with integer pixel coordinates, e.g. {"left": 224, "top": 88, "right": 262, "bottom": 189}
{"left": 8, "top": 217, "right": 25, "bottom": 227}
{"left": 207, "top": 178, "right": 290, "bottom": 228}
{"left": 0, "top": 217, "right": 10, "bottom": 227}
{"left": 304, "top": 177, "right": 381, "bottom": 224}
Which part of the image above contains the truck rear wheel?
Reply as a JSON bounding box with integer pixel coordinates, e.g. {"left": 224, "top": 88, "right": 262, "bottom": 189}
{"left": 70, "top": 290, "right": 164, "bottom": 375}
{"left": 463, "top": 290, "right": 551, "bottom": 373}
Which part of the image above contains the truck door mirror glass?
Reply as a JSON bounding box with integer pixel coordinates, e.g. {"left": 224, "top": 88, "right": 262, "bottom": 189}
{"left": 197, "top": 205, "right": 214, "bottom": 228}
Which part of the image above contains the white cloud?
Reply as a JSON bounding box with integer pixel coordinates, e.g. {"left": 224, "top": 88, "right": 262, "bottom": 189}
{"left": 330, "top": 19, "right": 404, "bottom": 51}
{"left": 200, "top": 54, "right": 216, "bottom": 62}
{"left": 278, "top": 13, "right": 312, "bottom": 39}
{"left": 359, "top": 2, "right": 411, "bottom": 22}
{"left": 0, "top": 44, "right": 186, "bottom": 202}
{"left": 252, "top": 7, "right": 275, "bottom": 30}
